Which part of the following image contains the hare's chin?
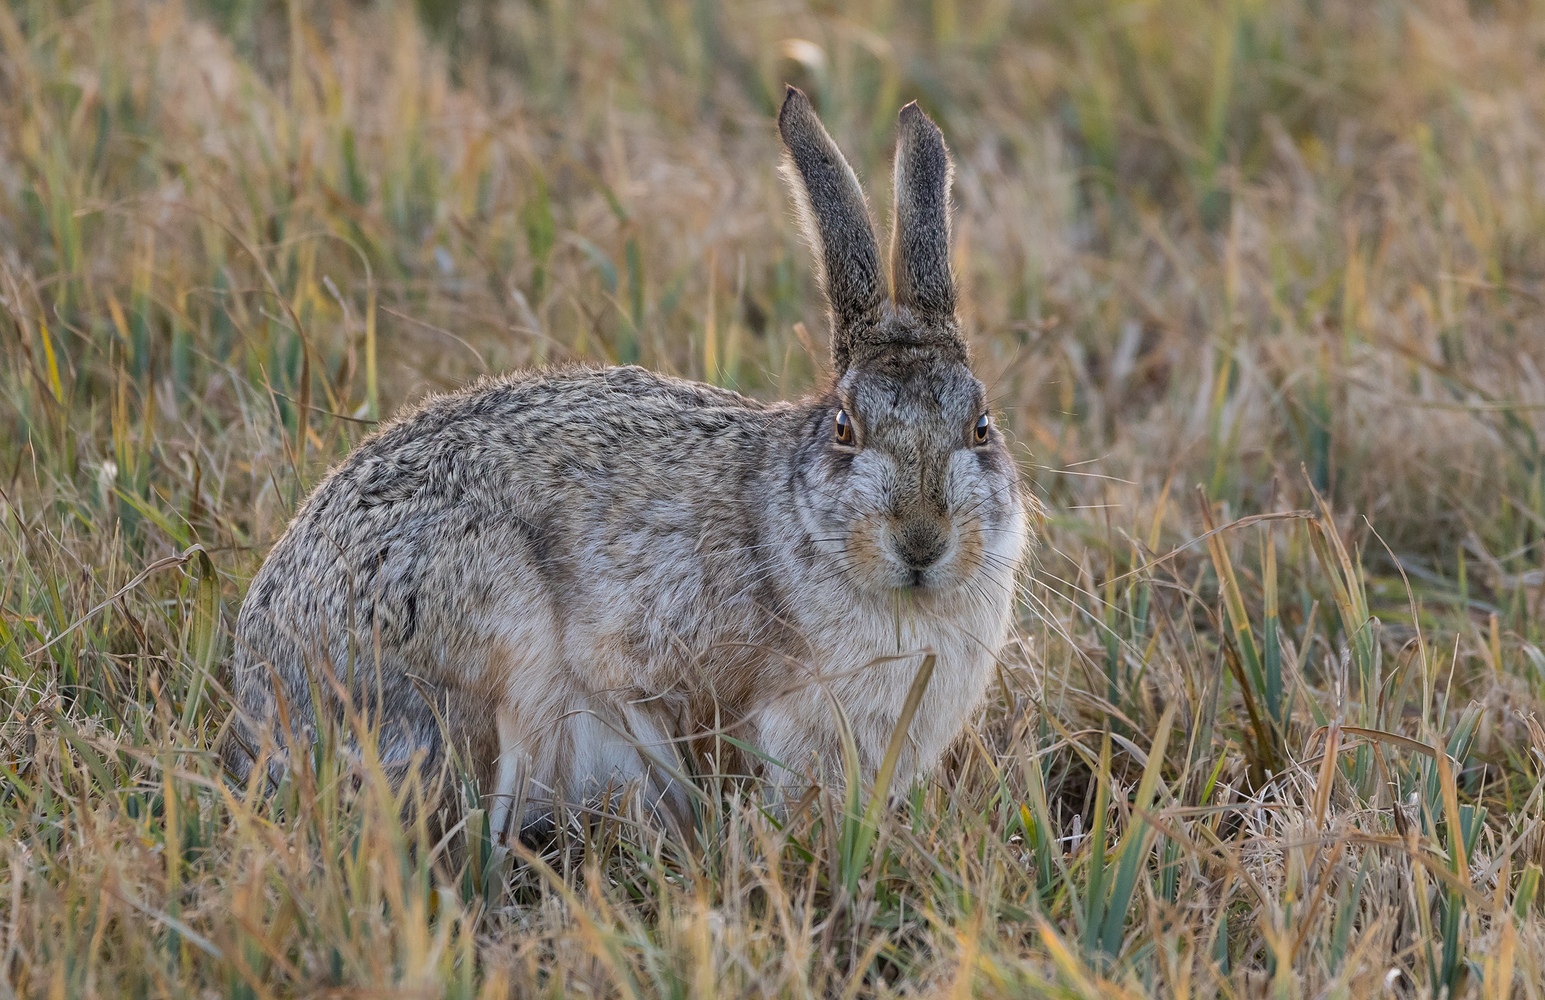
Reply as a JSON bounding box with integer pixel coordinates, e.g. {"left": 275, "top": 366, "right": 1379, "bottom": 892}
{"left": 859, "top": 560, "right": 973, "bottom": 597}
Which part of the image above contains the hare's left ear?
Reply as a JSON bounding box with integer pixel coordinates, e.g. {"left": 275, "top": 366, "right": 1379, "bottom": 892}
{"left": 777, "top": 86, "right": 885, "bottom": 375}
{"left": 889, "top": 102, "right": 957, "bottom": 324}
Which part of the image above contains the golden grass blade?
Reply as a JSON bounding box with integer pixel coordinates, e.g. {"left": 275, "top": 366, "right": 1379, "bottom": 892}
{"left": 860, "top": 653, "right": 936, "bottom": 841}
{"left": 1434, "top": 743, "right": 1470, "bottom": 885}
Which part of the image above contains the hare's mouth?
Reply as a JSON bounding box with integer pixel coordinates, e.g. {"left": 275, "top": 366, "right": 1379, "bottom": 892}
{"left": 864, "top": 566, "right": 967, "bottom": 603}
{"left": 823, "top": 518, "right": 973, "bottom": 596}
{"left": 902, "top": 562, "right": 967, "bottom": 594}
{"left": 882, "top": 545, "right": 961, "bottom": 595}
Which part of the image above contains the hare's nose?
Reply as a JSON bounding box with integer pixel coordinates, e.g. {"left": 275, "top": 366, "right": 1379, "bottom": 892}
{"left": 895, "top": 522, "right": 949, "bottom": 570}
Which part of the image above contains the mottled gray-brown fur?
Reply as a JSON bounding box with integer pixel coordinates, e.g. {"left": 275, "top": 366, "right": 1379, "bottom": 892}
{"left": 225, "top": 86, "right": 1034, "bottom": 839}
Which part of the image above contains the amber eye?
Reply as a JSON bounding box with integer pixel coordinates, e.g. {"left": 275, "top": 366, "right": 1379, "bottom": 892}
{"left": 973, "top": 413, "right": 991, "bottom": 446}
{"left": 834, "top": 409, "right": 854, "bottom": 446}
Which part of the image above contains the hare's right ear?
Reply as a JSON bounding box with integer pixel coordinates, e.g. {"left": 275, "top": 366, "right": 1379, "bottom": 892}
{"left": 889, "top": 102, "right": 957, "bottom": 325}
{"left": 777, "top": 86, "right": 883, "bottom": 374}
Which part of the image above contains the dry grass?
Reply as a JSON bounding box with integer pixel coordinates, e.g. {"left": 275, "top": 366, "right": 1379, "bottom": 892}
{"left": 4, "top": 0, "right": 1545, "bottom": 995}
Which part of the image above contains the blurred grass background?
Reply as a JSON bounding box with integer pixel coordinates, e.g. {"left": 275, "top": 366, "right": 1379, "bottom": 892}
{"left": 3, "top": 0, "right": 1545, "bottom": 995}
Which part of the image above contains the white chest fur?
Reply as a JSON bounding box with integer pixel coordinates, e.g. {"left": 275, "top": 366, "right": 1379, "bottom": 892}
{"left": 796, "top": 590, "right": 1011, "bottom": 767}
{"left": 748, "top": 512, "right": 1024, "bottom": 791}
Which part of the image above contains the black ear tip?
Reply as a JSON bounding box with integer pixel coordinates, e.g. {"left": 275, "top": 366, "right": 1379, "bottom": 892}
{"left": 778, "top": 85, "right": 812, "bottom": 137}
{"left": 898, "top": 100, "right": 942, "bottom": 137}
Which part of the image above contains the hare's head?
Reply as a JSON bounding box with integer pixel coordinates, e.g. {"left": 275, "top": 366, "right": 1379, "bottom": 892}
{"left": 779, "top": 87, "right": 1028, "bottom": 599}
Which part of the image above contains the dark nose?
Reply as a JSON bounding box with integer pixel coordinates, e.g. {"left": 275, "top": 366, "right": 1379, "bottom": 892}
{"left": 896, "top": 522, "right": 949, "bottom": 570}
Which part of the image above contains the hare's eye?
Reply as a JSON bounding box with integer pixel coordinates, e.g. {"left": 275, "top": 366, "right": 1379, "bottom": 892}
{"left": 834, "top": 409, "right": 855, "bottom": 446}
{"left": 972, "top": 413, "right": 991, "bottom": 446}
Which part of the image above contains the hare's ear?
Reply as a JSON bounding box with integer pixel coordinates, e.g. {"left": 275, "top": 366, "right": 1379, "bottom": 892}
{"left": 889, "top": 102, "right": 957, "bottom": 324}
{"left": 778, "top": 86, "right": 883, "bottom": 374}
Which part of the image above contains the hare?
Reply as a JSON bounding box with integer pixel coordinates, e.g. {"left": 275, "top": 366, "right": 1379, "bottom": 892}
{"left": 224, "top": 87, "right": 1034, "bottom": 840}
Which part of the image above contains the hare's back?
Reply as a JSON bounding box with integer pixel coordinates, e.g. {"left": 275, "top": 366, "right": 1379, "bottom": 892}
{"left": 325, "top": 365, "right": 776, "bottom": 514}
{"left": 230, "top": 366, "right": 784, "bottom": 739}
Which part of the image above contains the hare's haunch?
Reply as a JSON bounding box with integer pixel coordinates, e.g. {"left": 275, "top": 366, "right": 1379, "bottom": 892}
{"left": 225, "top": 88, "right": 1034, "bottom": 839}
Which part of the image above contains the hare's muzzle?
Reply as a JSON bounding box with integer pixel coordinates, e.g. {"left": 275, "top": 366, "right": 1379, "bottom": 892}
{"left": 893, "top": 519, "right": 951, "bottom": 577}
